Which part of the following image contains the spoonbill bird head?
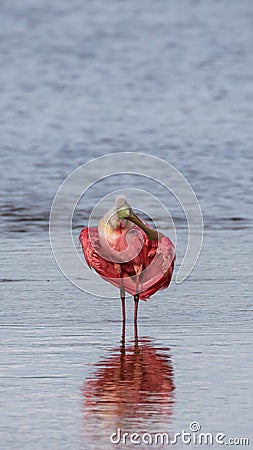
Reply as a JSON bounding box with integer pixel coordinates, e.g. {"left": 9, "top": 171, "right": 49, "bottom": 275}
{"left": 115, "top": 195, "right": 163, "bottom": 241}
{"left": 115, "top": 195, "right": 132, "bottom": 220}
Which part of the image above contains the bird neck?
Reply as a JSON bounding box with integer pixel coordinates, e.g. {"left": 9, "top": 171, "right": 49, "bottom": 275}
{"left": 98, "top": 214, "right": 130, "bottom": 243}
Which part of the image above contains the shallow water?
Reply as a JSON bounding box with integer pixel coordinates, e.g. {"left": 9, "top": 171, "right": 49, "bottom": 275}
{"left": 1, "top": 1, "right": 253, "bottom": 449}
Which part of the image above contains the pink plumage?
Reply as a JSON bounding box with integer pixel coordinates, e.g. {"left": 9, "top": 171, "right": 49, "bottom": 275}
{"left": 79, "top": 226, "right": 175, "bottom": 300}
{"left": 79, "top": 196, "right": 175, "bottom": 322}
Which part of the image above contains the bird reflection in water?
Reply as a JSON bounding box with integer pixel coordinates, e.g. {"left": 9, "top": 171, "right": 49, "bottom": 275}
{"left": 82, "top": 323, "right": 175, "bottom": 434}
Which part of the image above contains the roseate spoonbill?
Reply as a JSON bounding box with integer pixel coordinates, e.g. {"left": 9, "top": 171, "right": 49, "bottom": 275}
{"left": 79, "top": 195, "right": 175, "bottom": 323}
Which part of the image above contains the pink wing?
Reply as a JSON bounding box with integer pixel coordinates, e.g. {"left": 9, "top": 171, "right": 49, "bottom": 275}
{"left": 79, "top": 227, "right": 175, "bottom": 300}
{"left": 79, "top": 227, "right": 120, "bottom": 279}
{"left": 122, "top": 235, "right": 175, "bottom": 299}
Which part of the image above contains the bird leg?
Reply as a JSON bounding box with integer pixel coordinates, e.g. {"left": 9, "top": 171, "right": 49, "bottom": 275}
{"left": 134, "top": 294, "right": 139, "bottom": 323}
{"left": 114, "top": 263, "right": 126, "bottom": 323}
{"left": 120, "top": 279, "right": 126, "bottom": 323}
{"left": 120, "top": 320, "right": 126, "bottom": 354}
{"left": 134, "top": 321, "right": 139, "bottom": 351}
{"left": 133, "top": 265, "right": 141, "bottom": 323}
